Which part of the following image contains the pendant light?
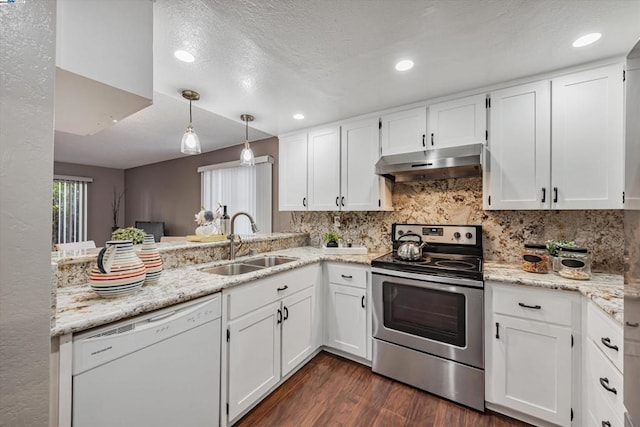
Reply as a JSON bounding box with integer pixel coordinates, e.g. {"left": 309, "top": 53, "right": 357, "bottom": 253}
{"left": 239, "top": 114, "right": 255, "bottom": 166}
{"left": 180, "top": 90, "right": 201, "bottom": 155}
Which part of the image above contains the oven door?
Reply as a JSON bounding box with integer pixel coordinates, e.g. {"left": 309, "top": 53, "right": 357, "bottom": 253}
{"left": 372, "top": 268, "right": 483, "bottom": 369}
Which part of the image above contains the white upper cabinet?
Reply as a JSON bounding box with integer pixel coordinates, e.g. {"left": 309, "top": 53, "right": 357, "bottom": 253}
{"left": 55, "top": 0, "right": 153, "bottom": 135}
{"left": 279, "top": 133, "right": 309, "bottom": 211}
{"left": 427, "top": 94, "right": 487, "bottom": 149}
{"left": 380, "top": 107, "right": 427, "bottom": 155}
{"left": 341, "top": 119, "right": 393, "bottom": 211}
{"left": 279, "top": 123, "right": 391, "bottom": 212}
{"left": 308, "top": 127, "right": 342, "bottom": 211}
{"left": 485, "top": 63, "right": 624, "bottom": 210}
{"left": 551, "top": 64, "right": 624, "bottom": 209}
{"left": 485, "top": 81, "right": 551, "bottom": 210}
{"left": 625, "top": 54, "right": 640, "bottom": 209}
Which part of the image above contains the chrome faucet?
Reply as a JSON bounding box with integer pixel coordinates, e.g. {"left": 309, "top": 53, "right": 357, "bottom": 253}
{"left": 228, "top": 211, "right": 259, "bottom": 260}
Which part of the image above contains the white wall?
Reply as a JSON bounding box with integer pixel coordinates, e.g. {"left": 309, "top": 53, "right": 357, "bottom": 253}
{"left": 0, "top": 1, "right": 55, "bottom": 426}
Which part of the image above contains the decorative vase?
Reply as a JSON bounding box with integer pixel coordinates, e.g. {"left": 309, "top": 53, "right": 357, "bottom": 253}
{"left": 195, "top": 222, "right": 217, "bottom": 237}
{"left": 326, "top": 240, "right": 339, "bottom": 248}
{"left": 89, "top": 240, "right": 146, "bottom": 298}
{"left": 139, "top": 234, "right": 163, "bottom": 285}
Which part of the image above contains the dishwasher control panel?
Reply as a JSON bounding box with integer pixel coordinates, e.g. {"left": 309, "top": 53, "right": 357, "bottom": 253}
{"left": 72, "top": 294, "right": 221, "bottom": 375}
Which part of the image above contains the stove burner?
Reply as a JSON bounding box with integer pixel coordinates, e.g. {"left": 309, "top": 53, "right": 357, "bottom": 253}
{"left": 392, "top": 255, "right": 428, "bottom": 264}
{"left": 432, "top": 259, "right": 477, "bottom": 271}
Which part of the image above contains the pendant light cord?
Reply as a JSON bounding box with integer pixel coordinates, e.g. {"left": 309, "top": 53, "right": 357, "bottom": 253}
{"left": 189, "top": 100, "right": 193, "bottom": 125}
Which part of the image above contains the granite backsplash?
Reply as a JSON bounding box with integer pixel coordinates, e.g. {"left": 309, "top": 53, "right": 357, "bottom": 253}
{"left": 288, "top": 177, "right": 624, "bottom": 273}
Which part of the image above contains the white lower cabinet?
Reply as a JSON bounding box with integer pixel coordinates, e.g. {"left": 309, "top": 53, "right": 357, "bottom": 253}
{"left": 223, "top": 264, "right": 321, "bottom": 425}
{"left": 486, "top": 282, "right": 580, "bottom": 426}
{"left": 227, "top": 302, "right": 281, "bottom": 421}
{"left": 281, "top": 287, "right": 315, "bottom": 376}
{"left": 324, "top": 263, "right": 371, "bottom": 360}
{"left": 584, "top": 301, "right": 624, "bottom": 427}
{"left": 491, "top": 313, "right": 572, "bottom": 425}
{"left": 326, "top": 283, "right": 367, "bottom": 358}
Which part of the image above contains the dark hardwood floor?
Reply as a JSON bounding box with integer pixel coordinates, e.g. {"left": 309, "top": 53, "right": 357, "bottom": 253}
{"left": 235, "top": 351, "right": 531, "bottom": 427}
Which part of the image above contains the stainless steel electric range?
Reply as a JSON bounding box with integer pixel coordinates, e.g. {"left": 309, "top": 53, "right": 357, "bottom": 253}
{"left": 371, "top": 223, "right": 485, "bottom": 411}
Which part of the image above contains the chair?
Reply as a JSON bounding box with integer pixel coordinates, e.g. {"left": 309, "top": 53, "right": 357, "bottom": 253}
{"left": 135, "top": 221, "right": 165, "bottom": 243}
{"left": 54, "top": 240, "right": 97, "bottom": 251}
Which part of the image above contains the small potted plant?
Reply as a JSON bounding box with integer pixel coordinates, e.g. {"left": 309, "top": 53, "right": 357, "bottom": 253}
{"left": 323, "top": 232, "right": 342, "bottom": 248}
{"left": 111, "top": 227, "right": 146, "bottom": 244}
{"left": 545, "top": 239, "right": 577, "bottom": 271}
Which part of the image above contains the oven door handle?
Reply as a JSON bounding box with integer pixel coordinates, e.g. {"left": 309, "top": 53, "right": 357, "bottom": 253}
{"left": 371, "top": 268, "right": 484, "bottom": 289}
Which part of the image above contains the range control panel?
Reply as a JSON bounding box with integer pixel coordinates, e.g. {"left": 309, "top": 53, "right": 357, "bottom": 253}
{"left": 393, "top": 224, "right": 480, "bottom": 246}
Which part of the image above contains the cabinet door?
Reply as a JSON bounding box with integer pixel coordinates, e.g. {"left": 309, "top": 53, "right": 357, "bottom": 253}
{"left": 279, "top": 133, "right": 308, "bottom": 211}
{"left": 626, "top": 56, "right": 640, "bottom": 209}
{"left": 491, "top": 314, "right": 572, "bottom": 426}
{"left": 428, "top": 94, "right": 487, "bottom": 149}
{"left": 485, "top": 81, "right": 551, "bottom": 210}
{"left": 326, "top": 283, "right": 367, "bottom": 359}
{"left": 227, "top": 302, "right": 281, "bottom": 422}
{"left": 551, "top": 64, "right": 624, "bottom": 209}
{"left": 341, "top": 118, "right": 389, "bottom": 211}
{"left": 380, "top": 106, "right": 427, "bottom": 156}
{"left": 308, "top": 127, "right": 341, "bottom": 211}
{"left": 281, "top": 287, "right": 315, "bottom": 377}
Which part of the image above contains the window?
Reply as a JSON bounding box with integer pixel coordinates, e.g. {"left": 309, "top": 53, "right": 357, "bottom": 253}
{"left": 52, "top": 175, "right": 92, "bottom": 246}
{"left": 198, "top": 156, "right": 273, "bottom": 235}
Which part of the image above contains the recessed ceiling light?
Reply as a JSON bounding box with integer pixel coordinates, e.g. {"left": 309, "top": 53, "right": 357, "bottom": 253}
{"left": 112, "top": 119, "right": 118, "bottom": 124}
{"left": 174, "top": 50, "right": 195, "bottom": 63}
{"left": 572, "top": 33, "right": 602, "bottom": 48}
{"left": 395, "top": 59, "right": 414, "bottom": 71}
{"left": 293, "top": 113, "right": 305, "bottom": 120}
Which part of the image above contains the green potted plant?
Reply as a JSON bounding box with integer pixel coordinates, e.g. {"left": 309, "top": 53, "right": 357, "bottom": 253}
{"left": 323, "top": 231, "right": 342, "bottom": 248}
{"left": 545, "top": 239, "right": 577, "bottom": 271}
{"left": 112, "top": 227, "right": 146, "bottom": 244}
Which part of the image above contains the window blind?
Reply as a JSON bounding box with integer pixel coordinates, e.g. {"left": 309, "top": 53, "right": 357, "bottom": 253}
{"left": 52, "top": 175, "right": 92, "bottom": 245}
{"left": 199, "top": 156, "right": 273, "bottom": 235}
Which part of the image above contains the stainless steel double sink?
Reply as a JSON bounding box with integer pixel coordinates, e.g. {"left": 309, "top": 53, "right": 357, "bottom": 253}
{"left": 200, "top": 255, "right": 298, "bottom": 276}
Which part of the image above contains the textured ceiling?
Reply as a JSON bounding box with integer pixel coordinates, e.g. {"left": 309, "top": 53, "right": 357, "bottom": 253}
{"left": 55, "top": 0, "right": 640, "bottom": 169}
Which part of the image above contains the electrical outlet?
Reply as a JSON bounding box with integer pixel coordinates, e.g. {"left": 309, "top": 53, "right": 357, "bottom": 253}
{"left": 334, "top": 215, "right": 340, "bottom": 228}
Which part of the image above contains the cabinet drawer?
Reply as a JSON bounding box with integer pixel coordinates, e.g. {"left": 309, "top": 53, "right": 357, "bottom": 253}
{"left": 227, "top": 264, "right": 319, "bottom": 320}
{"left": 586, "top": 339, "right": 625, "bottom": 421}
{"left": 587, "top": 302, "right": 623, "bottom": 372}
{"left": 327, "top": 263, "right": 368, "bottom": 288}
{"left": 492, "top": 284, "right": 573, "bottom": 326}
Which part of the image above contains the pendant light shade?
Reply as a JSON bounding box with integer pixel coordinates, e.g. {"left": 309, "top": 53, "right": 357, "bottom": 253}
{"left": 180, "top": 90, "right": 201, "bottom": 155}
{"left": 239, "top": 114, "right": 255, "bottom": 166}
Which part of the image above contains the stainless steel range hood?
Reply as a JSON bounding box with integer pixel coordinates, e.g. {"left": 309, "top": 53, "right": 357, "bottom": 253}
{"left": 375, "top": 143, "right": 483, "bottom": 182}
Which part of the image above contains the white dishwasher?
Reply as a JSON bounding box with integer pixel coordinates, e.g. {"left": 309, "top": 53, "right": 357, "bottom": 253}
{"left": 72, "top": 293, "right": 221, "bottom": 427}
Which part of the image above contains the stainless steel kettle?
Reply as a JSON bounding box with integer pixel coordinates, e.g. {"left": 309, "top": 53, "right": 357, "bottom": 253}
{"left": 396, "top": 232, "right": 427, "bottom": 260}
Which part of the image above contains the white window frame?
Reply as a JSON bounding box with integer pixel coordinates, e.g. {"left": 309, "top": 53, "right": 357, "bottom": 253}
{"left": 198, "top": 156, "right": 273, "bottom": 235}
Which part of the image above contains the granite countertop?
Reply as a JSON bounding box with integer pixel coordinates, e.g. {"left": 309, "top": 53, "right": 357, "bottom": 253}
{"left": 53, "top": 252, "right": 624, "bottom": 337}
{"left": 53, "top": 247, "right": 384, "bottom": 337}
{"left": 485, "top": 262, "right": 624, "bottom": 324}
